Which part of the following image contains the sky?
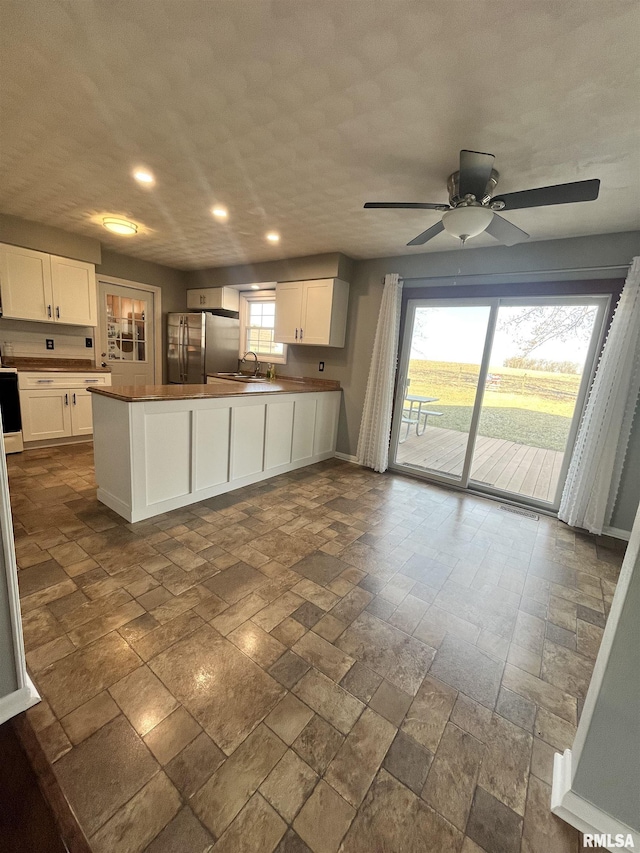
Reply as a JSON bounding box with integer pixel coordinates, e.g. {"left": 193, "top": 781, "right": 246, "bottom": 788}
{"left": 409, "top": 305, "right": 598, "bottom": 368}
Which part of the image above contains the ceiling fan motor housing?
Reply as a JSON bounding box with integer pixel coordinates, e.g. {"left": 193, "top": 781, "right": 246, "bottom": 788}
{"left": 448, "top": 168, "right": 499, "bottom": 207}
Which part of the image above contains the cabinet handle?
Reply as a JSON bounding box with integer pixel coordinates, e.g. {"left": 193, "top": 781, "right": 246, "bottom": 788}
{"left": 64, "top": 393, "right": 69, "bottom": 406}
{"left": 56, "top": 306, "right": 60, "bottom": 319}
{"left": 72, "top": 393, "right": 76, "bottom": 405}
{"left": 36, "top": 379, "right": 54, "bottom": 384}
{"left": 47, "top": 305, "right": 52, "bottom": 318}
{"left": 295, "top": 328, "right": 298, "bottom": 340}
{"left": 300, "top": 328, "right": 303, "bottom": 340}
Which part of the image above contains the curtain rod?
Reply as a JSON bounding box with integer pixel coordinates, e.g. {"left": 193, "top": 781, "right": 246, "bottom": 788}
{"left": 400, "top": 263, "right": 631, "bottom": 282}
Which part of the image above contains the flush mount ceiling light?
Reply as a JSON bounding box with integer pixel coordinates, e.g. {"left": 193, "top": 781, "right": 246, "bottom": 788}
{"left": 133, "top": 168, "right": 155, "bottom": 185}
{"left": 266, "top": 232, "right": 280, "bottom": 243}
{"left": 250, "top": 284, "right": 260, "bottom": 290}
{"left": 103, "top": 217, "right": 138, "bottom": 236}
{"left": 441, "top": 205, "right": 494, "bottom": 244}
{"left": 211, "top": 206, "right": 228, "bottom": 220}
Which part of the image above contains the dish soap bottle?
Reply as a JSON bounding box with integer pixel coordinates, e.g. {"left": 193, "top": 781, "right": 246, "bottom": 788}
{"left": 267, "top": 363, "right": 276, "bottom": 381}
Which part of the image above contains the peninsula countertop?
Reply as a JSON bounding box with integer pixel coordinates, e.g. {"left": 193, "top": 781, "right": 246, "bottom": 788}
{"left": 87, "top": 375, "right": 340, "bottom": 402}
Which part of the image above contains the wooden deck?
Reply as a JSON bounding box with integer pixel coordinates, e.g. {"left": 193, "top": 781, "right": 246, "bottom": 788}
{"left": 396, "top": 425, "right": 564, "bottom": 503}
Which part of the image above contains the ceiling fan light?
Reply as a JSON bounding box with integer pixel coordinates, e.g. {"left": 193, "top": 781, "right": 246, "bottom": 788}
{"left": 442, "top": 206, "right": 494, "bottom": 240}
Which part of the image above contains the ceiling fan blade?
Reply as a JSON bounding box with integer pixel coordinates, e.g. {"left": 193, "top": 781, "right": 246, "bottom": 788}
{"left": 458, "top": 149, "right": 495, "bottom": 200}
{"left": 364, "top": 202, "right": 450, "bottom": 210}
{"left": 407, "top": 220, "right": 445, "bottom": 246}
{"left": 492, "top": 179, "right": 600, "bottom": 211}
{"left": 485, "top": 213, "right": 529, "bottom": 246}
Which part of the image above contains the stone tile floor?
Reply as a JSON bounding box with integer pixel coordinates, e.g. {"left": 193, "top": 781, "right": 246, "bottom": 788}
{"left": 10, "top": 443, "right": 624, "bottom": 853}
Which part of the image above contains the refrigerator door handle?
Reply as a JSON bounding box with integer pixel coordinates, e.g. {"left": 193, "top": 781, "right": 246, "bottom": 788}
{"left": 179, "top": 316, "right": 185, "bottom": 381}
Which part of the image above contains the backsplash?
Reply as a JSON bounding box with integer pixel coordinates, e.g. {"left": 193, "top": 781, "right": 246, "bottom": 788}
{"left": 0, "top": 319, "right": 95, "bottom": 363}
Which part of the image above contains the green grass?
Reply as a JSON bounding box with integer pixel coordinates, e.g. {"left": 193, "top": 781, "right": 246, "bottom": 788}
{"left": 406, "top": 359, "right": 581, "bottom": 451}
{"left": 419, "top": 405, "right": 571, "bottom": 451}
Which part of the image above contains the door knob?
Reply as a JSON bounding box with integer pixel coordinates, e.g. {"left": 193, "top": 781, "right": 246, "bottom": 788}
{"left": 101, "top": 362, "right": 107, "bottom": 368}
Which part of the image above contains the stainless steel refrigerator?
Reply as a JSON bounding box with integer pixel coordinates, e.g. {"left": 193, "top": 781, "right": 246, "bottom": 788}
{"left": 167, "top": 312, "right": 240, "bottom": 383}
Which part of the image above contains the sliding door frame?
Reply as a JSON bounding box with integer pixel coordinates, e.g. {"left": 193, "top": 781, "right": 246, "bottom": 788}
{"left": 389, "top": 293, "right": 612, "bottom": 512}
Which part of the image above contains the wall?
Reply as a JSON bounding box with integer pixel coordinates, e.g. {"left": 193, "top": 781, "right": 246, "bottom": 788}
{"left": 96, "top": 251, "right": 188, "bottom": 381}
{"left": 186, "top": 252, "right": 354, "bottom": 289}
{"left": 0, "top": 214, "right": 101, "bottom": 264}
{"left": 569, "top": 501, "right": 640, "bottom": 833}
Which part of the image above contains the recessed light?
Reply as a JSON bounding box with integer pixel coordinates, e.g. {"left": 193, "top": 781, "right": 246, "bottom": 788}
{"left": 103, "top": 217, "right": 138, "bottom": 236}
{"left": 133, "top": 168, "right": 155, "bottom": 185}
{"left": 250, "top": 284, "right": 260, "bottom": 290}
{"left": 212, "top": 206, "right": 228, "bottom": 220}
{"left": 266, "top": 232, "right": 280, "bottom": 243}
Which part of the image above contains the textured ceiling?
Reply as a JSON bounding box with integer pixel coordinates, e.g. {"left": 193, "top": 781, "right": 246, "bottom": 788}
{"left": 1, "top": 1, "right": 639, "bottom": 269}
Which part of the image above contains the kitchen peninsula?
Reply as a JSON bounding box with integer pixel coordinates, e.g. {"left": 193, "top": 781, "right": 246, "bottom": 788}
{"left": 88, "top": 377, "right": 341, "bottom": 522}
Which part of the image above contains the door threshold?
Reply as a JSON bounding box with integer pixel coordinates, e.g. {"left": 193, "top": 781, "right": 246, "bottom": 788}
{"left": 388, "top": 463, "right": 557, "bottom": 519}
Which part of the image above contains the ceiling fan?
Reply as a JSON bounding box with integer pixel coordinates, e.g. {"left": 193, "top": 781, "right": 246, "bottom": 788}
{"left": 364, "top": 150, "right": 600, "bottom": 247}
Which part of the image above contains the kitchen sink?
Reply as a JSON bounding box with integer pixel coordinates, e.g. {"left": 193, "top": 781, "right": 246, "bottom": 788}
{"left": 214, "top": 373, "right": 267, "bottom": 382}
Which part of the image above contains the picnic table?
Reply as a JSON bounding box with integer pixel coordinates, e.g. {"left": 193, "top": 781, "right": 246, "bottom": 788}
{"left": 400, "top": 395, "right": 442, "bottom": 442}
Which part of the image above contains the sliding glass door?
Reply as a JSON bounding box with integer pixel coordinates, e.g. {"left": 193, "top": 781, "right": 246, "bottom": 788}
{"left": 391, "top": 295, "right": 608, "bottom": 509}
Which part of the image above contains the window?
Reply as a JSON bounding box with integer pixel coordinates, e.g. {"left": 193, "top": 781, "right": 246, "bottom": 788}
{"left": 239, "top": 291, "right": 287, "bottom": 364}
{"left": 106, "top": 294, "right": 148, "bottom": 362}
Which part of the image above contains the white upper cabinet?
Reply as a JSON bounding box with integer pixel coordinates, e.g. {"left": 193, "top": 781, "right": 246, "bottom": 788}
{"left": 274, "top": 278, "right": 349, "bottom": 347}
{"left": 0, "top": 243, "right": 97, "bottom": 326}
{"left": 0, "top": 244, "right": 52, "bottom": 322}
{"left": 50, "top": 255, "right": 97, "bottom": 326}
{"left": 186, "top": 287, "right": 240, "bottom": 312}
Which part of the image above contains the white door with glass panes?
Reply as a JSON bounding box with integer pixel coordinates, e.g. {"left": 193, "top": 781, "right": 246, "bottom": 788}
{"left": 97, "top": 281, "right": 156, "bottom": 387}
{"left": 241, "top": 292, "right": 286, "bottom": 363}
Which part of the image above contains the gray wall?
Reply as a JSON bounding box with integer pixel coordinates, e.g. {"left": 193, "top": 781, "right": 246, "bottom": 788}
{"left": 0, "top": 214, "right": 101, "bottom": 264}
{"left": 0, "top": 545, "right": 18, "bottom": 699}
{"left": 96, "top": 251, "right": 189, "bottom": 382}
{"left": 186, "top": 253, "right": 353, "bottom": 289}
{"left": 572, "top": 502, "right": 640, "bottom": 829}
{"left": 278, "top": 230, "right": 640, "bottom": 529}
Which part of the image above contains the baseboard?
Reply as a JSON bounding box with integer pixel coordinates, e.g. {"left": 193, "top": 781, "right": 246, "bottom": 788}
{"left": 602, "top": 525, "right": 631, "bottom": 542}
{"left": 334, "top": 452, "right": 359, "bottom": 464}
{"left": 0, "top": 681, "right": 40, "bottom": 726}
{"left": 552, "top": 750, "right": 639, "bottom": 851}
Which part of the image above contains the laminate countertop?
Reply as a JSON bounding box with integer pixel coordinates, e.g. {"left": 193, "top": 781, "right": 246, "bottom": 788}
{"left": 88, "top": 376, "right": 340, "bottom": 402}
{"left": 2, "top": 358, "right": 111, "bottom": 373}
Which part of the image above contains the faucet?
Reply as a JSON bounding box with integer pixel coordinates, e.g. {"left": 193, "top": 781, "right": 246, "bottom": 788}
{"left": 241, "top": 351, "right": 260, "bottom": 376}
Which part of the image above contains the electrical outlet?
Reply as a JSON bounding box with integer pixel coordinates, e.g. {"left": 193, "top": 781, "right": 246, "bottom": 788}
{"left": 85, "top": 337, "right": 93, "bottom": 348}
{"left": 46, "top": 339, "right": 54, "bottom": 350}
{"left": 318, "top": 361, "right": 325, "bottom": 372}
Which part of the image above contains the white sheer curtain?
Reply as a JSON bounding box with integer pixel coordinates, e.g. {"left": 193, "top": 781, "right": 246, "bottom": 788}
{"left": 559, "top": 257, "right": 640, "bottom": 534}
{"left": 356, "top": 273, "right": 403, "bottom": 472}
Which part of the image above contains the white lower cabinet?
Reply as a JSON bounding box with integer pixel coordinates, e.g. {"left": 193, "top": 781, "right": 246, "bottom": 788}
{"left": 19, "top": 372, "right": 111, "bottom": 443}
{"left": 93, "top": 390, "right": 341, "bottom": 522}
{"left": 20, "top": 389, "right": 71, "bottom": 442}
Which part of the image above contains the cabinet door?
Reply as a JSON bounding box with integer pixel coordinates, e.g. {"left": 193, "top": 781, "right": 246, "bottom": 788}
{"left": 274, "top": 282, "right": 304, "bottom": 344}
{"left": 292, "top": 396, "right": 317, "bottom": 462}
{"left": 0, "top": 244, "right": 53, "bottom": 322}
{"left": 20, "top": 389, "right": 72, "bottom": 442}
{"left": 50, "top": 256, "right": 97, "bottom": 326}
{"left": 300, "top": 280, "right": 333, "bottom": 345}
{"left": 204, "top": 287, "right": 239, "bottom": 311}
{"left": 70, "top": 389, "right": 94, "bottom": 436}
{"left": 186, "top": 289, "right": 208, "bottom": 310}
